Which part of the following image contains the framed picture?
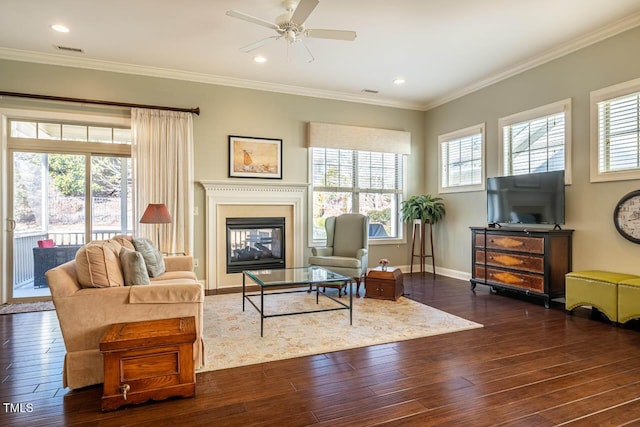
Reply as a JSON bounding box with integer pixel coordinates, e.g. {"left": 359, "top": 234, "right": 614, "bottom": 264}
{"left": 228, "top": 135, "right": 282, "bottom": 179}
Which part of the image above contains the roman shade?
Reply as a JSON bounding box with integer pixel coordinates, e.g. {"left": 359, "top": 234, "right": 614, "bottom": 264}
{"left": 308, "top": 122, "right": 411, "bottom": 155}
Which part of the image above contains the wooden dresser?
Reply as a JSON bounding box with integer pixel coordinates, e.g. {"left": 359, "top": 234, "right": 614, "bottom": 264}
{"left": 100, "top": 317, "right": 196, "bottom": 411}
{"left": 470, "top": 227, "right": 573, "bottom": 308}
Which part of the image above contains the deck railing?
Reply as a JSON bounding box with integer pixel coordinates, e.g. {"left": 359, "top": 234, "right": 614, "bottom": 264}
{"left": 13, "top": 230, "right": 132, "bottom": 287}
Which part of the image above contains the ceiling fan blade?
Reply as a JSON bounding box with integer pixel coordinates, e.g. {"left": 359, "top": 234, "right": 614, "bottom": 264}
{"left": 226, "top": 10, "right": 280, "bottom": 31}
{"left": 240, "top": 36, "right": 282, "bottom": 53}
{"left": 305, "top": 29, "right": 357, "bottom": 41}
{"left": 290, "top": 0, "right": 319, "bottom": 26}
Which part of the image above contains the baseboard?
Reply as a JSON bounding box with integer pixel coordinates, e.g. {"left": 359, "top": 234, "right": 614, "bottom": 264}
{"left": 392, "top": 264, "right": 471, "bottom": 282}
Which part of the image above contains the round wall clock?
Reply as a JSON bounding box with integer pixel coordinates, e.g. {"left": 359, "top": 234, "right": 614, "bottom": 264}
{"left": 614, "top": 190, "right": 640, "bottom": 244}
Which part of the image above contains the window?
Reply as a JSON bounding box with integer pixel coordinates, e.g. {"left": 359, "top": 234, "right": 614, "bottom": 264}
{"left": 438, "top": 123, "right": 485, "bottom": 193}
{"left": 10, "top": 120, "right": 132, "bottom": 144}
{"left": 499, "top": 99, "right": 572, "bottom": 184}
{"left": 590, "top": 77, "right": 640, "bottom": 182}
{"left": 310, "top": 147, "right": 404, "bottom": 243}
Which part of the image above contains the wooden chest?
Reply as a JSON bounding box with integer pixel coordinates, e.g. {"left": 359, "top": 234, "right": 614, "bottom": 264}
{"left": 99, "top": 317, "right": 196, "bottom": 411}
{"left": 365, "top": 266, "right": 404, "bottom": 301}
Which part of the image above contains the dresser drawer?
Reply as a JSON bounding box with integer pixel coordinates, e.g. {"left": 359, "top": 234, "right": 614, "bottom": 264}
{"left": 474, "top": 266, "right": 544, "bottom": 293}
{"left": 475, "top": 250, "right": 544, "bottom": 274}
{"left": 475, "top": 234, "right": 544, "bottom": 254}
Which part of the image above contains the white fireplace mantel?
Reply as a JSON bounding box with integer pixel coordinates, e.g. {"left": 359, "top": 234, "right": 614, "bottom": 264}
{"left": 199, "top": 180, "right": 308, "bottom": 289}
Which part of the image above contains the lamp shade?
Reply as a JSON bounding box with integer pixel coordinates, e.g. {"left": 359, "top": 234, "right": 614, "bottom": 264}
{"left": 139, "top": 203, "right": 172, "bottom": 224}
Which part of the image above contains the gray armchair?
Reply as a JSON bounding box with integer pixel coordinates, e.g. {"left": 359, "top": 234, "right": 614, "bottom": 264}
{"left": 309, "top": 214, "right": 369, "bottom": 297}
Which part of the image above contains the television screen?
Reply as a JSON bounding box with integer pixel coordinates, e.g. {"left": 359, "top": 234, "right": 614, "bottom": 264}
{"left": 487, "top": 171, "right": 565, "bottom": 225}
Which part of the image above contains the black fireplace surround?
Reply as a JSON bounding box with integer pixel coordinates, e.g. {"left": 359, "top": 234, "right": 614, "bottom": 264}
{"left": 226, "top": 217, "right": 285, "bottom": 273}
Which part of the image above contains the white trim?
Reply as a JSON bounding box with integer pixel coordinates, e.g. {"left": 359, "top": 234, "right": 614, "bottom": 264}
{"left": 199, "top": 180, "right": 308, "bottom": 290}
{"left": 590, "top": 77, "right": 640, "bottom": 183}
{"left": 498, "top": 98, "right": 572, "bottom": 185}
{"left": 438, "top": 123, "right": 486, "bottom": 194}
{"left": 394, "top": 264, "right": 471, "bottom": 282}
{"left": 423, "top": 12, "right": 640, "bottom": 111}
{"left": 2, "top": 11, "right": 639, "bottom": 113}
{"left": 0, "top": 47, "right": 424, "bottom": 112}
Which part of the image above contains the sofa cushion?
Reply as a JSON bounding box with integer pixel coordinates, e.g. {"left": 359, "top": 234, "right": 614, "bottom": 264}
{"left": 132, "top": 237, "right": 165, "bottom": 278}
{"left": 119, "top": 247, "right": 151, "bottom": 286}
{"left": 150, "top": 270, "right": 197, "bottom": 282}
{"left": 111, "top": 234, "right": 135, "bottom": 250}
{"left": 75, "top": 240, "right": 124, "bottom": 288}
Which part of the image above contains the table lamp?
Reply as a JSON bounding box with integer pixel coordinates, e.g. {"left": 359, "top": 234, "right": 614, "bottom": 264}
{"left": 139, "top": 203, "right": 172, "bottom": 250}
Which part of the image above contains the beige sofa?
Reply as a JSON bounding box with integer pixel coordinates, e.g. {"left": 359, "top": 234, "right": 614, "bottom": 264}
{"left": 46, "top": 240, "right": 204, "bottom": 390}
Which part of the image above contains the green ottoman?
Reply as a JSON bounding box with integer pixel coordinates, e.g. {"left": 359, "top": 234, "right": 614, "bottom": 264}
{"left": 618, "top": 278, "right": 640, "bottom": 325}
{"left": 565, "top": 270, "right": 639, "bottom": 322}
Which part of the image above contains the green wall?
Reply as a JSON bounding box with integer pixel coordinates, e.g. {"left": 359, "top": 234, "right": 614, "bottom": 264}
{"left": 3, "top": 23, "right": 639, "bottom": 285}
{"left": 424, "top": 25, "right": 640, "bottom": 276}
{"left": 0, "top": 59, "right": 424, "bottom": 284}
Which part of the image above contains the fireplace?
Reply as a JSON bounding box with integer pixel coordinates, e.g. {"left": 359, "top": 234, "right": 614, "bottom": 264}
{"left": 226, "top": 217, "right": 285, "bottom": 273}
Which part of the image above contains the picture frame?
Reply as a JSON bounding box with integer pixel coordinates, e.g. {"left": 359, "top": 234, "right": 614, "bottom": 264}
{"left": 228, "top": 135, "right": 283, "bottom": 179}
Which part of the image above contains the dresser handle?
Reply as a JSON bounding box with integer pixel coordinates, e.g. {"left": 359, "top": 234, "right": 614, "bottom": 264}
{"left": 488, "top": 256, "right": 493, "bottom": 260}
{"left": 520, "top": 260, "right": 524, "bottom": 264}
{"left": 120, "top": 384, "right": 130, "bottom": 400}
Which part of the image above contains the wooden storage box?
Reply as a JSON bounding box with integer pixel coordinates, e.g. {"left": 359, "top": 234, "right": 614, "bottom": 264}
{"left": 365, "top": 266, "right": 404, "bottom": 301}
{"left": 99, "top": 317, "right": 196, "bottom": 411}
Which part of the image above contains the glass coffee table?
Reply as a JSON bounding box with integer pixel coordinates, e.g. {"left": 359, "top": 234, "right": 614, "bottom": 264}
{"left": 242, "top": 266, "right": 352, "bottom": 336}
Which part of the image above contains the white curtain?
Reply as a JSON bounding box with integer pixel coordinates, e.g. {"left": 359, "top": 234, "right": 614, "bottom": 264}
{"left": 131, "top": 108, "right": 194, "bottom": 255}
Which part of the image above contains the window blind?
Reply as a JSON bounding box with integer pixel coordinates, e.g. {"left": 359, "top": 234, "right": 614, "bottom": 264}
{"left": 310, "top": 147, "right": 403, "bottom": 240}
{"left": 597, "top": 92, "right": 640, "bottom": 173}
{"left": 441, "top": 132, "right": 482, "bottom": 188}
{"left": 503, "top": 112, "right": 565, "bottom": 175}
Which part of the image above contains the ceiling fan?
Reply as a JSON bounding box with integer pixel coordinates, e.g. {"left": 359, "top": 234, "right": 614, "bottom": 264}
{"left": 226, "top": 0, "right": 357, "bottom": 62}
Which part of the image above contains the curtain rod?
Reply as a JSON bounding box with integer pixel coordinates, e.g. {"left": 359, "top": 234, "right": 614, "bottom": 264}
{"left": 0, "top": 91, "right": 200, "bottom": 115}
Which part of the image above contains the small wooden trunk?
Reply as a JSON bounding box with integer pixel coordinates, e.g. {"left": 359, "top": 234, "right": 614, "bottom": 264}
{"left": 99, "top": 317, "right": 196, "bottom": 411}
{"left": 365, "top": 266, "right": 404, "bottom": 301}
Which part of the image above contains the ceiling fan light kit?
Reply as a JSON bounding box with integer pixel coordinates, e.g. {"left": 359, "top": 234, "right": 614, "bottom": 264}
{"left": 226, "top": 0, "right": 356, "bottom": 62}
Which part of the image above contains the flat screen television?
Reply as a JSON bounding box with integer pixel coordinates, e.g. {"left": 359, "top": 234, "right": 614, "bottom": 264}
{"left": 487, "top": 171, "right": 565, "bottom": 226}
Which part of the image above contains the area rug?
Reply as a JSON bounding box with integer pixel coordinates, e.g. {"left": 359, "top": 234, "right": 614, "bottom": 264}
{"left": 200, "top": 289, "right": 482, "bottom": 371}
{"left": 0, "top": 301, "right": 55, "bottom": 315}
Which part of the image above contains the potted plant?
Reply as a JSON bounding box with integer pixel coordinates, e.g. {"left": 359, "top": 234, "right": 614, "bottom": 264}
{"left": 400, "top": 194, "right": 446, "bottom": 225}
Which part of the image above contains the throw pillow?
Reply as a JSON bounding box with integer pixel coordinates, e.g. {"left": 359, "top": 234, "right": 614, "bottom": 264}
{"left": 132, "top": 237, "right": 165, "bottom": 278}
{"left": 119, "top": 247, "right": 151, "bottom": 286}
{"left": 111, "top": 234, "right": 135, "bottom": 250}
{"left": 75, "top": 240, "right": 125, "bottom": 288}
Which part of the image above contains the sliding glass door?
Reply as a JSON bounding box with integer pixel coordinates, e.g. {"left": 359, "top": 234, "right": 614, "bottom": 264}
{"left": 6, "top": 117, "right": 132, "bottom": 302}
{"left": 9, "top": 152, "right": 132, "bottom": 300}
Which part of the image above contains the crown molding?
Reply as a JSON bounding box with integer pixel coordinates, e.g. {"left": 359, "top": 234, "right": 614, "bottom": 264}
{"left": 1, "top": 10, "right": 639, "bottom": 113}
{"left": 421, "top": 11, "right": 640, "bottom": 111}
{"left": 0, "top": 47, "right": 424, "bottom": 111}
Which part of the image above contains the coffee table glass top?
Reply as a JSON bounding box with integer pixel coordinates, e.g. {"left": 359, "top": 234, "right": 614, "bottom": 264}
{"left": 243, "top": 266, "right": 349, "bottom": 287}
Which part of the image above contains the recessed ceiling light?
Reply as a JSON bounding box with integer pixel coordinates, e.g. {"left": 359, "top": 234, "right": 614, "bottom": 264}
{"left": 51, "top": 24, "right": 70, "bottom": 33}
{"left": 253, "top": 56, "right": 267, "bottom": 63}
{"left": 393, "top": 78, "right": 406, "bottom": 85}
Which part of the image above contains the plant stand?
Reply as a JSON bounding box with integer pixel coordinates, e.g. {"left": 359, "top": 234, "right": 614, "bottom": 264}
{"left": 410, "top": 219, "right": 435, "bottom": 276}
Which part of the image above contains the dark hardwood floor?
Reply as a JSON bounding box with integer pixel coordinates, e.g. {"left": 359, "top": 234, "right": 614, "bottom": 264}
{"left": 3, "top": 274, "right": 640, "bottom": 426}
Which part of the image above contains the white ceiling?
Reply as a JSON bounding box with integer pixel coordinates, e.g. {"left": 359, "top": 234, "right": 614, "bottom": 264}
{"left": 1, "top": 0, "right": 640, "bottom": 110}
